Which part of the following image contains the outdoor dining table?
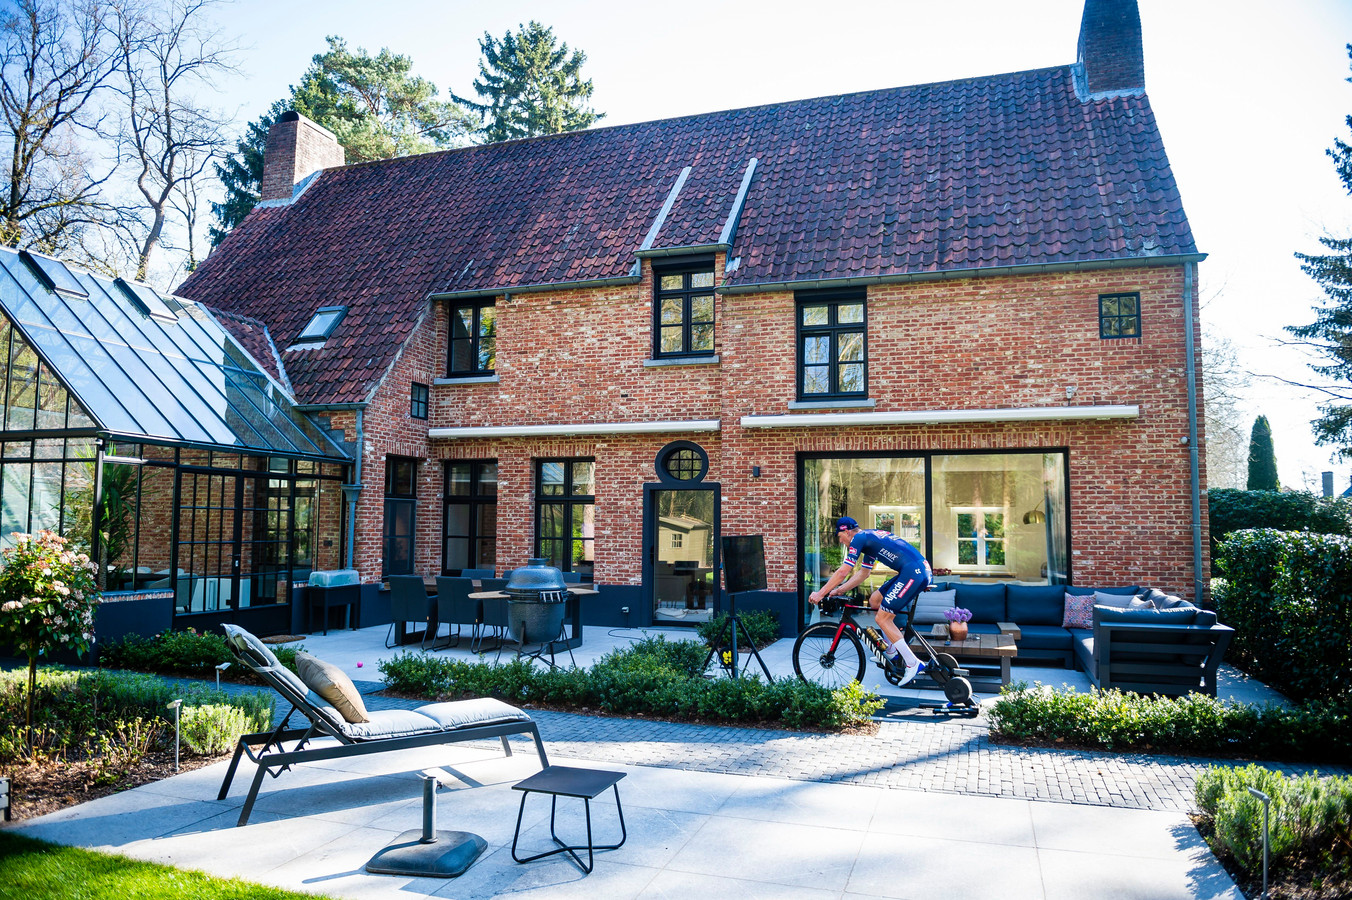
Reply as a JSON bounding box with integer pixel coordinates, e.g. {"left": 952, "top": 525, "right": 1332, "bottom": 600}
{"left": 469, "top": 586, "right": 597, "bottom": 652}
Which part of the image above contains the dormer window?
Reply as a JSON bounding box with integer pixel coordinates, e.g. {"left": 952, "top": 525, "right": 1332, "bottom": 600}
{"left": 652, "top": 257, "right": 715, "bottom": 358}
{"left": 297, "top": 305, "right": 346, "bottom": 344}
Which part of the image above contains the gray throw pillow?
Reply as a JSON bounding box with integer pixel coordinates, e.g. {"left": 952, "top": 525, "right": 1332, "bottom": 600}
{"left": 913, "top": 589, "right": 956, "bottom": 624}
{"left": 1093, "top": 591, "right": 1136, "bottom": 609}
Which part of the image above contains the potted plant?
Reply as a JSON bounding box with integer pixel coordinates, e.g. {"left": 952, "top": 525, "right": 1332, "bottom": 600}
{"left": 944, "top": 606, "right": 972, "bottom": 642}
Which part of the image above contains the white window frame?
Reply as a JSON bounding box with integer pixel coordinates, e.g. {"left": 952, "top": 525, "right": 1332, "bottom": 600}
{"left": 951, "top": 506, "right": 1008, "bottom": 572}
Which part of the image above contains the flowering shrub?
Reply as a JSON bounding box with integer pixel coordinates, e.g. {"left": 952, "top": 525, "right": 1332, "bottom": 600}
{"left": 0, "top": 530, "right": 101, "bottom": 750}
{"left": 943, "top": 606, "right": 972, "bottom": 624}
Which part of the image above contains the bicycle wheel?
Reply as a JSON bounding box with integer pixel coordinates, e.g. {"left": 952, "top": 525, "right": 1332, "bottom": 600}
{"left": 793, "top": 622, "right": 866, "bottom": 688}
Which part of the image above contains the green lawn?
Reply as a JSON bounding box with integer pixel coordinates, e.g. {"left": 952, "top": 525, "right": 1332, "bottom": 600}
{"left": 0, "top": 832, "right": 331, "bottom": 900}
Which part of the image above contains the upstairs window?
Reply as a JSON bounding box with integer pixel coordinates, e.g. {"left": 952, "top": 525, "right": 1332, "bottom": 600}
{"left": 797, "top": 289, "right": 867, "bottom": 400}
{"left": 1099, "top": 292, "right": 1141, "bottom": 339}
{"left": 449, "top": 299, "right": 495, "bottom": 375}
{"left": 296, "top": 306, "right": 346, "bottom": 343}
{"left": 653, "top": 259, "right": 716, "bottom": 357}
{"left": 410, "top": 382, "right": 428, "bottom": 419}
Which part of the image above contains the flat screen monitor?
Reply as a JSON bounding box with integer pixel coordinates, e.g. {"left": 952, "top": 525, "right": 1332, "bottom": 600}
{"left": 722, "top": 535, "right": 767, "bottom": 594}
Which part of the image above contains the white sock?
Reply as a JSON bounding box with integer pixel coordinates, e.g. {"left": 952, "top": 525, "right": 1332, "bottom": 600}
{"left": 889, "top": 640, "right": 920, "bottom": 669}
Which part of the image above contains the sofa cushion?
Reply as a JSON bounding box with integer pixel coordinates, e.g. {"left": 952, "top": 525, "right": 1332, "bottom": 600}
{"left": 1093, "top": 591, "right": 1137, "bottom": 609}
{"left": 1093, "top": 605, "right": 1199, "bottom": 627}
{"left": 1005, "top": 584, "right": 1064, "bottom": 625}
{"left": 1065, "top": 585, "right": 1139, "bottom": 596}
{"left": 1063, "top": 593, "right": 1095, "bottom": 629}
{"left": 1137, "top": 588, "right": 1193, "bottom": 610}
{"left": 296, "top": 651, "right": 371, "bottom": 724}
{"left": 1071, "top": 629, "right": 1096, "bottom": 678}
{"left": 953, "top": 583, "right": 1006, "bottom": 622}
{"left": 1016, "top": 624, "right": 1073, "bottom": 651}
{"left": 913, "top": 589, "right": 956, "bottom": 625}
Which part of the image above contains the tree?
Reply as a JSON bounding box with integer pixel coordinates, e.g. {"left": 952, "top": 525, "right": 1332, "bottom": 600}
{"left": 1247, "top": 415, "right": 1280, "bottom": 491}
{"left": 110, "top": 0, "right": 235, "bottom": 281}
{"left": 0, "top": 0, "right": 122, "bottom": 252}
{"left": 1287, "top": 45, "right": 1352, "bottom": 456}
{"left": 455, "top": 21, "right": 601, "bottom": 144}
{"left": 1203, "top": 330, "right": 1251, "bottom": 489}
{"left": 209, "top": 39, "right": 472, "bottom": 246}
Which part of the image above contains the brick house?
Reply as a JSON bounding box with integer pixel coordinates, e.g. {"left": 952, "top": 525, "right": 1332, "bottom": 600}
{"left": 173, "top": 0, "right": 1206, "bottom": 634}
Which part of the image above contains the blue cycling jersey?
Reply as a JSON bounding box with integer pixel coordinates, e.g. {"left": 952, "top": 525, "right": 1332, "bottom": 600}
{"left": 843, "top": 529, "right": 928, "bottom": 579}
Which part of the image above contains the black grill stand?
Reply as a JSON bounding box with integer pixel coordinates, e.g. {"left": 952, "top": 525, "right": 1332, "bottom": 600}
{"left": 365, "top": 772, "right": 487, "bottom": 877}
{"left": 701, "top": 590, "right": 774, "bottom": 681}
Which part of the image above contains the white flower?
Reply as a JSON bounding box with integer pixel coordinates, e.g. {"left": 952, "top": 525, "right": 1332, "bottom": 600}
{"left": 41, "top": 568, "right": 51, "bottom": 576}
{"left": 1, "top": 601, "right": 19, "bottom": 612}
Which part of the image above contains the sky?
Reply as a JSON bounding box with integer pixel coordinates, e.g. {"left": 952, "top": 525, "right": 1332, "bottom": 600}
{"left": 202, "top": 0, "right": 1352, "bottom": 491}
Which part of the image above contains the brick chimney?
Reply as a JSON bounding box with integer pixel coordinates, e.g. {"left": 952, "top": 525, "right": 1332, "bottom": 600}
{"left": 259, "top": 111, "right": 344, "bottom": 203}
{"left": 1076, "top": 0, "right": 1145, "bottom": 97}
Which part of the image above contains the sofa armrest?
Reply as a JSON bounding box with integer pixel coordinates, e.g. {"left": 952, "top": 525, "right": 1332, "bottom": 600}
{"left": 996, "top": 621, "right": 1021, "bottom": 640}
{"left": 1095, "top": 621, "right": 1234, "bottom": 696}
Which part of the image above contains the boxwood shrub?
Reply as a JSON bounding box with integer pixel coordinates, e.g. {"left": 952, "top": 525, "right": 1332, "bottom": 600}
{"left": 1213, "top": 528, "right": 1352, "bottom": 702}
{"left": 987, "top": 683, "right": 1351, "bottom": 763}
{"left": 1208, "top": 488, "right": 1352, "bottom": 556}
{"left": 696, "top": 610, "right": 781, "bottom": 649}
{"left": 101, "top": 629, "right": 302, "bottom": 681}
{"left": 380, "top": 635, "right": 881, "bottom": 729}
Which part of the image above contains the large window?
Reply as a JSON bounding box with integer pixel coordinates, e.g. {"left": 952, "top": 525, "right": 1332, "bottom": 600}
{"left": 797, "top": 289, "right": 867, "bottom": 399}
{"left": 444, "top": 460, "right": 496, "bottom": 574}
{"left": 536, "top": 459, "right": 594, "bottom": 578}
{"left": 800, "top": 451, "right": 1068, "bottom": 625}
{"left": 383, "top": 456, "right": 418, "bottom": 577}
{"left": 448, "top": 300, "right": 496, "bottom": 375}
{"left": 653, "top": 259, "right": 716, "bottom": 357}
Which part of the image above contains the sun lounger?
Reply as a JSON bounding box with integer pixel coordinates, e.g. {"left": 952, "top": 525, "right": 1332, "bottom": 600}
{"left": 217, "top": 624, "right": 549, "bottom": 826}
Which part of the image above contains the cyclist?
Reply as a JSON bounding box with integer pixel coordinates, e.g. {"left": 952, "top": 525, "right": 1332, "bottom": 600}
{"left": 808, "top": 516, "right": 932, "bottom": 686}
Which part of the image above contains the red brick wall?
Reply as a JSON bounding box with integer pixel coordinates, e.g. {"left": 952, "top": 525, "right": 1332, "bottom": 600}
{"left": 344, "top": 259, "right": 1207, "bottom": 601}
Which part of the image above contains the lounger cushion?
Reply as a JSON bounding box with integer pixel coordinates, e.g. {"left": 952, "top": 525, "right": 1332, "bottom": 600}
{"left": 222, "top": 623, "right": 281, "bottom": 669}
{"left": 296, "top": 651, "right": 370, "bottom": 724}
{"left": 415, "top": 698, "right": 533, "bottom": 730}
{"left": 340, "top": 709, "right": 445, "bottom": 741}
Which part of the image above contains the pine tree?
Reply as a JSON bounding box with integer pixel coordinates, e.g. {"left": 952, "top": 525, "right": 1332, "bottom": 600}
{"left": 1287, "top": 45, "right": 1352, "bottom": 455}
{"left": 455, "top": 21, "right": 601, "bottom": 144}
{"left": 1247, "top": 415, "right": 1280, "bottom": 491}
{"left": 209, "top": 38, "right": 472, "bottom": 247}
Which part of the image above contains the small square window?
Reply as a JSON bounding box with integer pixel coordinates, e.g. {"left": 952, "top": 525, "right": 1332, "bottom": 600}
{"left": 297, "top": 306, "right": 346, "bottom": 343}
{"left": 410, "top": 382, "right": 429, "bottom": 419}
{"left": 1099, "top": 293, "right": 1141, "bottom": 340}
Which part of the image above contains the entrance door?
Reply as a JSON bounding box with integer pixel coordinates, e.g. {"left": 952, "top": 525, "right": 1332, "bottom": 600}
{"left": 647, "top": 488, "right": 717, "bottom": 625}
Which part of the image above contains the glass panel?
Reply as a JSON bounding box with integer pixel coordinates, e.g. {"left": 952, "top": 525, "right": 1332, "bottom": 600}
{"left": 445, "top": 536, "right": 469, "bottom": 569}
{"left": 660, "top": 297, "right": 683, "bottom": 325}
{"left": 445, "top": 504, "right": 470, "bottom": 538}
{"left": 480, "top": 462, "right": 497, "bottom": 496}
{"left": 1102, "top": 318, "right": 1120, "bottom": 337}
{"left": 34, "top": 437, "right": 62, "bottom": 459}
{"left": 446, "top": 463, "right": 471, "bottom": 496}
{"left": 451, "top": 338, "right": 474, "bottom": 372}
{"left": 801, "top": 305, "right": 828, "bottom": 326}
{"left": 1120, "top": 295, "right": 1137, "bottom": 315}
{"left": 804, "top": 335, "right": 829, "bottom": 365}
{"left": 477, "top": 502, "right": 496, "bottom": 537}
{"left": 838, "top": 363, "right": 864, "bottom": 393}
{"left": 478, "top": 334, "right": 495, "bottom": 371}
{"left": 1100, "top": 296, "right": 1120, "bottom": 317}
{"left": 691, "top": 324, "right": 713, "bottom": 352}
{"left": 540, "top": 461, "right": 565, "bottom": 495}
{"left": 479, "top": 305, "right": 495, "bottom": 339}
{"left": 1120, "top": 317, "right": 1139, "bottom": 337}
{"left": 3, "top": 440, "right": 31, "bottom": 458}
{"left": 837, "top": 331, "right": 864, "bottom": 362}
{"left": 7, "top": 340, "right": 37, "bottom": 430}
{"left": 35, "top": 364, "right": 68, "bottom": 430}
{"left": 837, "top": 303, "right": 864, "bottom": 324}
{"left": 931, "top": 452, "right": 1055, "bottom": 579}
{"left": 453, "top": 307, "right": 474, "bottom": 339}
{"left": 30, "top": 461, "right": 61, "bottom": 533}
{"left": 660, "top": 327, "right": 683, "bottom": 353}
{"left": 803, "top": 366, "right": 829, "bottom": 394}
{"left": 2, "top": 462, "right": 31, "bottom": 538}
{"left": 690, "top": 295, "right": 714, "bottom": 322}
{"left": 540, "top": 503, "right": 564, "bottom": 540}
{"left": 653, "top": 488, "right": 715, "bottom": 622}
{"left": 571, "top": 461, "right": 594, "bottom": 496}
{"left": 690, "top": 271, "right": 714, "bottom": 289}
{"left": 660, "top": 274, "right": 684, "bottom": 291}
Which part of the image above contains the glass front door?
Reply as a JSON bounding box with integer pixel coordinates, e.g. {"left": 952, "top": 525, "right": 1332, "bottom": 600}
{"left": 650, "top": 488, "right": 716, "bottom": 624}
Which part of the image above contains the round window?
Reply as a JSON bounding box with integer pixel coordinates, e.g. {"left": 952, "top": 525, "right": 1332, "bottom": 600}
{"left": 655, "top": 441, "right": 709, "bottom": 484}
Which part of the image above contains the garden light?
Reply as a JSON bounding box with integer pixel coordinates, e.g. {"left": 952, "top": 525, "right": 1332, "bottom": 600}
{"left": 215, "top": 661, "right": 230, "bottom": 690}
{"left": 166, "top": 699, "right": 182, "bottom": 771}
{"left": 1247, "top": 786, "right": 1271, "bottom": 900}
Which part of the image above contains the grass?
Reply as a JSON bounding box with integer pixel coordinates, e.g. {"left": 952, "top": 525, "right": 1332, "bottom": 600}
{"left": 0, "top": 831, "right": 331, "bottom": 900}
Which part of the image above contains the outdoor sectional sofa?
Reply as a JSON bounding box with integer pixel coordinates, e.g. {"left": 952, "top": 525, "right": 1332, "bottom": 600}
{"left": 923, "top": 582, "right": 1234, "bottom": 697}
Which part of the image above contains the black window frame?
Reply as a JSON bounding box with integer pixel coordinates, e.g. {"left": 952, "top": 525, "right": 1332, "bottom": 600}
{"left": 652, "top": 256, "right": 717, "bottom": 358}
{"left": 410, "top": 382, "right": 429, "bottom": 419}
{"left": 534, "top": 457, "right": 595, "bottom": 579}
{"left": 1098, "top": 292, "right": 1141, "bottom": 340}
{"left": 442, "top": 459, "right": 497, "bottom": 575}
{"left": 382, "top": 456, "right": 418, "bottom": 578}
{"left": 447, "top": 298, "right": 496, "bottom": 376}
{"left": 796, "top": 288, "right": 868, "bottom": 400}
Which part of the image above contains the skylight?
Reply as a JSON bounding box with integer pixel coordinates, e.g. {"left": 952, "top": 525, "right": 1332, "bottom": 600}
{"left": 20, "top": 250, "right": 88, "bottom": 299}
{"left": 115, "top": 277, "right": 178, "bottom": 323}
{"left": 296, "top": 306, "right": 346, "bottom": 343}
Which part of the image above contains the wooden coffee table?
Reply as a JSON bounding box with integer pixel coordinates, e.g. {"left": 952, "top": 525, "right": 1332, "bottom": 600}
{"left": 908, "top": 626, "right": 1017, "bottom": 687}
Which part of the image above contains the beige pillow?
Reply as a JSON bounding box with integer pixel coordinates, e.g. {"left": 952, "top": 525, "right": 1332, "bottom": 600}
{"left": 295, "top": 651, "right": 370, "bottom": 723}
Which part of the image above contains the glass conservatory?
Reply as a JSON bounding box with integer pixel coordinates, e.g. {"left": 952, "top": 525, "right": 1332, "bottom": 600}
{"left": 0, "top": 247, "right": 351, "bottom": 635}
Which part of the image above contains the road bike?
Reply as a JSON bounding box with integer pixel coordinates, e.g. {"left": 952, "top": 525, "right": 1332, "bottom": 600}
{"left": 792, "top": 593, "right": 975, "bottom": 707}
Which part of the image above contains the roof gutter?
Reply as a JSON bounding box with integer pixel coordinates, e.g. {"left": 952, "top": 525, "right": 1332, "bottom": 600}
{"left": 716, "top": 253, "right": 1209, "bottom": 295}
{"left": 740, "top": 404, "right": 1138, "bottom": 429}
{"left": 636, "top": 244, "right": 728, "bottom": 259}
{"left": 429, "top": 273, "right": 641, "bottom": 302}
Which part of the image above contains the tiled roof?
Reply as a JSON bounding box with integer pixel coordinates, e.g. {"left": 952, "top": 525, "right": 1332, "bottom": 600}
{"left": 178, "top": 64, "right": 1197, "bottom": 405}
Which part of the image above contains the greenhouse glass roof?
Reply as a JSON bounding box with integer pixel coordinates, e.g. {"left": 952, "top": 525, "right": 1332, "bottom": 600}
{"left": 0, "top": 247, "right": 349, "bottom": 462}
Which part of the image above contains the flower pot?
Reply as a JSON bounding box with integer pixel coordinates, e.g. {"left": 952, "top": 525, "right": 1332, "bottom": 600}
{"left": 948, "top": 621, "right": 969, "bottom": 642}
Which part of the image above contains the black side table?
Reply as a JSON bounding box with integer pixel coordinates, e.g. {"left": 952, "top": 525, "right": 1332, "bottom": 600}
{"left": 510, "top": 765, "right": 626, "bottom": 874}
{"left": 307, "top": 584, "right": 361, "bottom": 635}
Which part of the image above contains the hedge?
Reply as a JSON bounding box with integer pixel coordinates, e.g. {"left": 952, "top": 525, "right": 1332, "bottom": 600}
{"left": 1213, "top": 528, "right": 1352, "bottom": 703}
{"left": 1208, "top": 488, "right": 1352, "bottom": 557}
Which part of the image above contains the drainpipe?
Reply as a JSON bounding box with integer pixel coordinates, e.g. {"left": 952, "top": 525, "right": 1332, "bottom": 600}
{"left": 343, "top": 409, "right": 364, "bottom": 571}
{"left": 1183, "top": 263, "right": 1204, "bottom": 601}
